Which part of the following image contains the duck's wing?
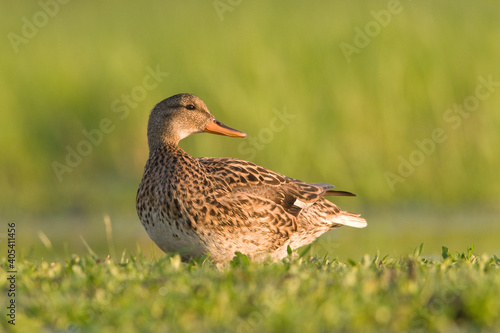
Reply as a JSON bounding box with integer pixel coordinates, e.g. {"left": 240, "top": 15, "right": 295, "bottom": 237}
{"left": 197, "top": 157, "right": 353, "bottom": 218}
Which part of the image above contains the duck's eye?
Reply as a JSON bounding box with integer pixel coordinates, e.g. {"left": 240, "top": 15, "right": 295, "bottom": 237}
{"left": 186, "top": 104, "right": 196, "bottom": 110}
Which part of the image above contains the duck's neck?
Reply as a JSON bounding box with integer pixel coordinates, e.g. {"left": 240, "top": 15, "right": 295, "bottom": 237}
{"left": 148, "top": 143, "right": 203, "bottom": 172}
{"left": 147, "top": 122, "right": 183, "bottom": 152}
{"left": 148, "top": 136, "right": 181, "bottom": 153}
{"left": 149, "top": 142, "right": 186, "bottom": 160}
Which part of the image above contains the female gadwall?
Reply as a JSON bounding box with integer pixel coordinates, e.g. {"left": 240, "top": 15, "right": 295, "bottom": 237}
{"left": 136, "top": 93, "right": 366, "bottom": 264}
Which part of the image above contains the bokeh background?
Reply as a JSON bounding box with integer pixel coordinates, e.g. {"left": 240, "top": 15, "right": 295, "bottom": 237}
{"left": 1, "top": 0, "right": 499, "bottom": 261}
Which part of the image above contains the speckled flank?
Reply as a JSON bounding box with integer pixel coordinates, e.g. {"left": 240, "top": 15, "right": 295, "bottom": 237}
{"left": 136, "top": 93, "right": 366, "bottom": 264}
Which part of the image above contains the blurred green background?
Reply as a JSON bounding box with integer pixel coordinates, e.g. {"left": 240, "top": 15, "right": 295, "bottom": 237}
{"left": 1, "top": 0, "right": 499, "bottom": 261}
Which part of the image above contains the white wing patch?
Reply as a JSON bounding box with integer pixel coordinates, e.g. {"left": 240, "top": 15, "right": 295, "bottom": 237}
{"left": 293, "top": 199, "right": 312, "bottom": 210}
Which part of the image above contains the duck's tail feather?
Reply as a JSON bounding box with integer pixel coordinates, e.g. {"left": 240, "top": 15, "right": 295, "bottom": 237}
{"left": 333, "top": 211, "right": 367, "bottom": 228}
{"left": 325, "top": 190, "right": 357, "bottom": 197}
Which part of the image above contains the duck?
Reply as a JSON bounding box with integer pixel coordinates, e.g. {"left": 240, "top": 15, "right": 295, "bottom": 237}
{"left": 136, "top": 93, "right": 366, "bottom": 264}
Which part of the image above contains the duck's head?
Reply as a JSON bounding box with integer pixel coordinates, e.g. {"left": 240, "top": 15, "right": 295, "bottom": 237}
{"left": 147, "top": 93, "right": 246, "bottom": 151}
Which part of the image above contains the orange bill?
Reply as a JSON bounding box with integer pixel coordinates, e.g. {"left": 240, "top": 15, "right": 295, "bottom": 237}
{"left": 204, "top": 119, "right": 247, "bottom": 138}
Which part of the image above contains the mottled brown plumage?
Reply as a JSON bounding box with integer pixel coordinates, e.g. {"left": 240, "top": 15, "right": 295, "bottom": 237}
{"left": 136, "top": 93, "right": 366, "bottom": 264}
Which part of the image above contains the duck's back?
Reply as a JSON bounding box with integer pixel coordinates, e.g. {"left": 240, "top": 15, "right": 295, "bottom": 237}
{"left": 197, "top": 157, "right": 367, "bottom": 258}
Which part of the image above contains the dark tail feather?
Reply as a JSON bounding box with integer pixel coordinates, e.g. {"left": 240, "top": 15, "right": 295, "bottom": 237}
{"left": 325, "top": 190, "right": 357, "bottom": 197}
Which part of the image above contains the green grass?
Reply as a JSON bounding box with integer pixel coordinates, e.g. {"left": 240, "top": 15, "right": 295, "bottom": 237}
{"left": 1, "top": 245, "right": 499, "bottom": 332}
